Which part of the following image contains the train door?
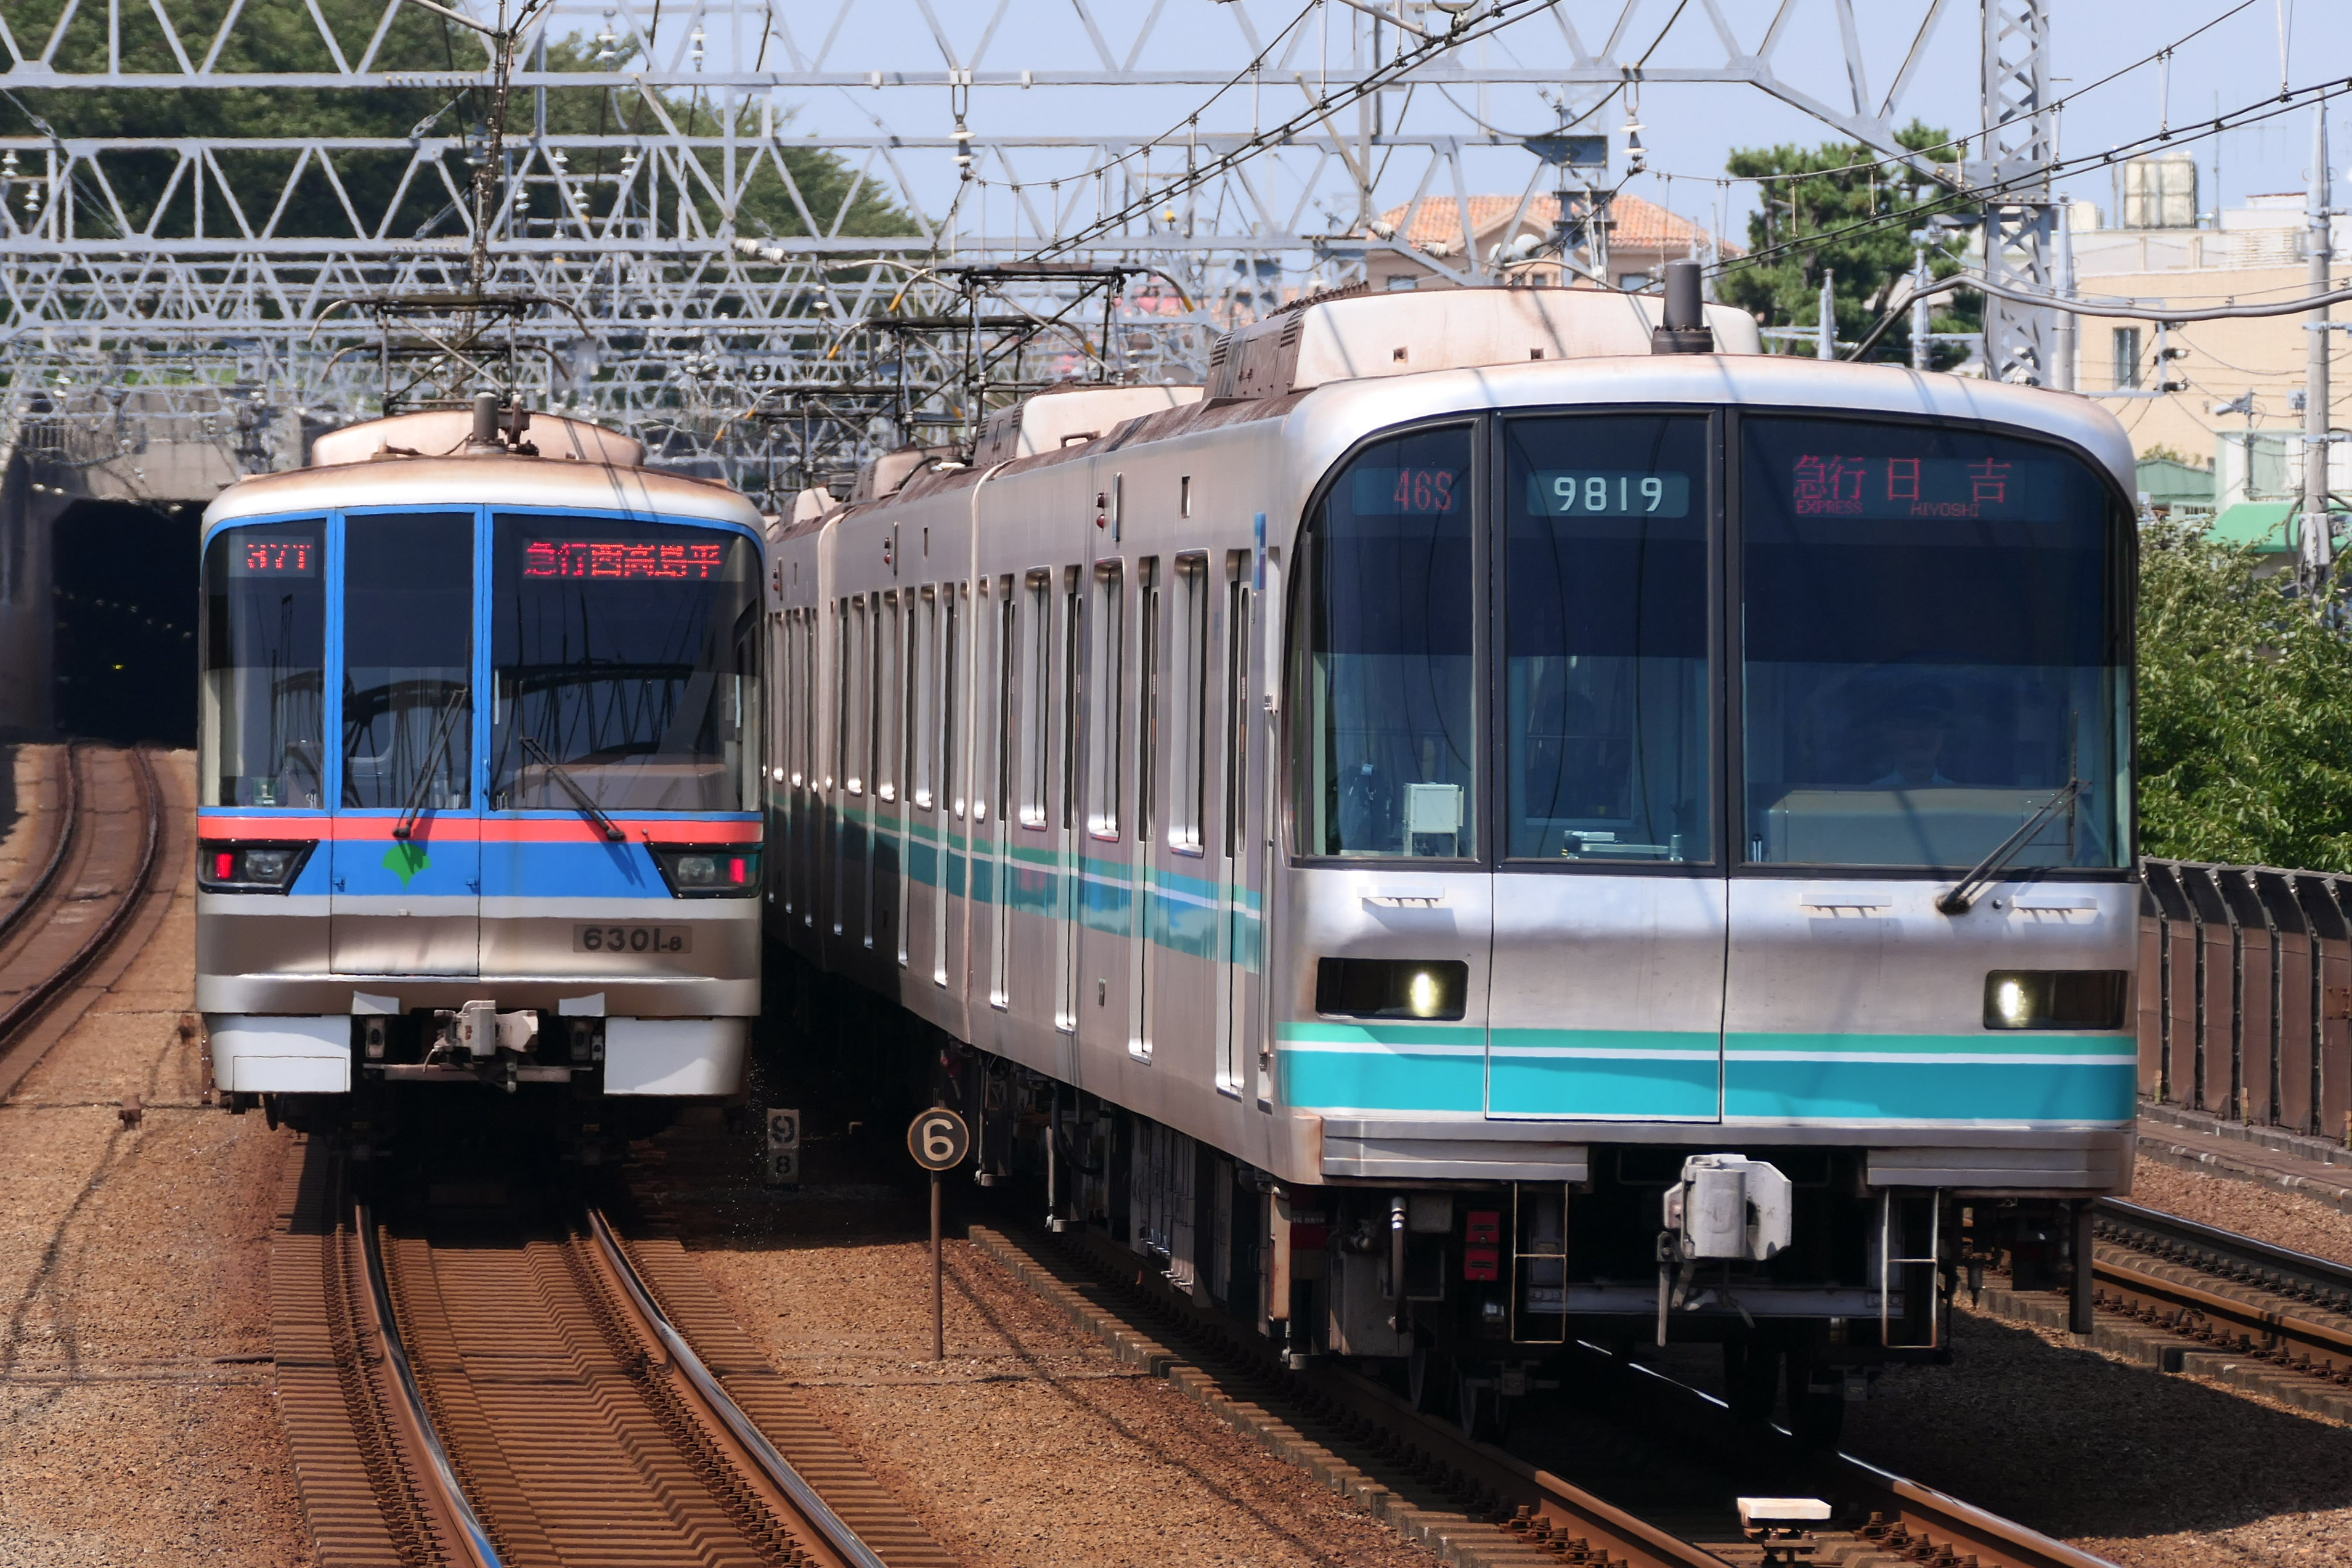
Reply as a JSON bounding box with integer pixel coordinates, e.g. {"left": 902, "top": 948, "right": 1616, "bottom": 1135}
{"left": 1128, "top": 559, "right": 1160, "bottom": 1061}
{"left": 985, "top": 576, "right": 1015, "bottom": 1012}
{"left": 1077, "top": 558, "right": 1126, "bottom": 1058}
{"left": 1484, "top": 413, "right": 1725, "bottom": 1121}
{"left": 1215, "top": 553, "right": 1256, "bottom": 1097}
{"left": 1152, "top": 554, "right": 1213, "bottom": 1083}
{"left": 327, "top": 509, "right": 483, "bottom": 976}
{"left": 1055, "top": 566, "right": 1083, "bottom": 1053}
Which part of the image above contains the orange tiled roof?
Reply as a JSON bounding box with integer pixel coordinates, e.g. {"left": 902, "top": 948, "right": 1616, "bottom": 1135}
{"left": 1367, "top": 192, "right": 1736, "bottom": 256}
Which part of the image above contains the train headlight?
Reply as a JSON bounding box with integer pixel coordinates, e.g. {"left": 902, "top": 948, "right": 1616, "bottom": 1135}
{"left": 1407, "top": 970, "right": 1439, "bottom": 1017}
{"left": 1982, "top": 970, "right": 2129, "bottom": 1030}
{"left": 197, "top": 839, "right": 316, "bottom": 894}
{"left": 1315, "top": 957, "right": 1468, "bottom": 1020}
{"left": 649, "top": 844, "right": 762, "bottom": 898}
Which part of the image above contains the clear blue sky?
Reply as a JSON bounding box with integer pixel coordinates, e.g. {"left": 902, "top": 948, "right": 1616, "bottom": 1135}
{"left": 715, "top": 0, "right": 2346, "bottom": 247}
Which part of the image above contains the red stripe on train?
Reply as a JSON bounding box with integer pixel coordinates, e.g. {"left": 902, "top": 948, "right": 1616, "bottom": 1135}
{"left": 196, "top": 814, "right": 762, "bottom": 844}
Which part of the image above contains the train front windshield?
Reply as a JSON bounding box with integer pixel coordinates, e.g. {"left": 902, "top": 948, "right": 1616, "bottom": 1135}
{"left": 1738, "top": 418, "right": 2127, "bottom": 869}
{"left": 489, "top": 516, "right": 762, "bottom": 813}
{"left": 1293, "top": 411, "right": 2130, "bottom": 872}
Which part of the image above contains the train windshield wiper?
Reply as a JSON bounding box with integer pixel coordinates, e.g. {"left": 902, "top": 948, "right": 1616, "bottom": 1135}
{"left": 1936, "top": 779, "right": 2083, "bottom": 916}
{"left": 393, "top": 689, "right": 468, "bottom": 842}
{"left": 521, "top": 737, "right": 625, "bottom": 842}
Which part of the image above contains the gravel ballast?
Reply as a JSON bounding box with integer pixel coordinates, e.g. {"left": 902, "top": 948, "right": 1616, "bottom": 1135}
{"left": 0, "top": 752, "right": 311, "bottom": 1566}
{"left": 656, "top": 1126, "right": 1436, "bottom": 1568}
{"left": 2125, "top": 1153, "right": 2352, "bottom": 1265}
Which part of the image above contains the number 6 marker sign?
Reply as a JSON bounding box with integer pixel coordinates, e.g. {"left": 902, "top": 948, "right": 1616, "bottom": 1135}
{"left": 906, "top": 1107, "right": 970, "bottom": 1171}
{"left": 906, "top": 1106, "right": 971, "bottom": 1361}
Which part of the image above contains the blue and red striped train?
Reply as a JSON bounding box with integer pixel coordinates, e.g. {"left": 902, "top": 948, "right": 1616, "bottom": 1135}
{"left": 193, "top": 397, "right": 764, "bottom": 1139}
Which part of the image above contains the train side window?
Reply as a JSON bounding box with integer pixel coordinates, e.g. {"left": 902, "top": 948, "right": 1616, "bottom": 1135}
{"left": 1020, "top": 571, "right": 1051, "bottom": 827}
{"left": 1086, "top": 561, "right": 1123, "bottom": 839}
{"left": 802, "top": 612, "right": 817, "bottom": 790}
{"left": 1137, "top": 559, "right": 1160, "bottom": 842}
{"left": 991, "top": 579, "right": 1013, "bottom": 828}
{"left": 1292, "top": 424, "right": 1478, "bottom": 859}
{"left": 1061, "top": 566, "right": 1081, "bottom": 834}
{"left": 877, "top": 591, "right": 901, "bottom": 803}
{"left": 942, "top": 585, "right": 962, "bottom": 817}
{"left": 1170, "top": 553, "right": 1209, "bottom": 854}
{"left": 1223, "top": 556, "right": 1252, "bottom": 859}
{"left": 856, "top": 597, "right": 874, "bottom": 799}
{"left": 913, "top": 587, "right": 935, "bottom": 810}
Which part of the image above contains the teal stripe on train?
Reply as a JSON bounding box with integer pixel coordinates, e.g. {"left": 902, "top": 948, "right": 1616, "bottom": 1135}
{"left": 1724, "top": 1032, "right": 2135, "bottom": 1123}
{"left": 1277, "top": 1022, "right": 1486, "bottom": 1113}
{"left": 1276, "top": 1024, "right": 2137, "bottom": 1123}
{"left": 1486, "top": 1028, "right": 1722, "bottom": 1118}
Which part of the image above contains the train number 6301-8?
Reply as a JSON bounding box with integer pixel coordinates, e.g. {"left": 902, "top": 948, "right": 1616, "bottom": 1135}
{"left": 574, "top": 924, "right": 693, "bottom": 954}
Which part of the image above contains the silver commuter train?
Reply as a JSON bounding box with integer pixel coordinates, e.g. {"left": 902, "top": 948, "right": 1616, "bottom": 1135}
{"left": 764, "top": 280, "right": 2138, "bottom": 1435}
{"left": 196, "top": 402, "right": 767, "bottom": 1137}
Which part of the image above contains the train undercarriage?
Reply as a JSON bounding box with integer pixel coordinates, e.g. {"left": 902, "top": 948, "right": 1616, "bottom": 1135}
{"left": 919, "top": 1033, "right": 2097, "bottom": 1448}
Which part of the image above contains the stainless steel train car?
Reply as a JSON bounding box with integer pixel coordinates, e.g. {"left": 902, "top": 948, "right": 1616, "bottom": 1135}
{"left": 197, "top": 399, "right": 765, "bottom": 1139}
{"left": 765, "top": 275, "right": 2138, "bottom": 1439}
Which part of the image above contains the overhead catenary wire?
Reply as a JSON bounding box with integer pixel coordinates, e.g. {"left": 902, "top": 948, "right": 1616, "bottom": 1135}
{"left": 1715, "top": 71, "right": 2352, "bottom": 283}
{"left": 1024, "top": 0, "right": 1571, "bottom": 264}
{"left": 1841, "top": 270, "right": 2352, "bottom": 362}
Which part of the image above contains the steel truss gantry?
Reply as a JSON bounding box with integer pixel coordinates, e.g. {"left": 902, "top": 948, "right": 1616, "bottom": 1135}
{"left": 0, "top": 0, "right": 2051, "bottom": 506}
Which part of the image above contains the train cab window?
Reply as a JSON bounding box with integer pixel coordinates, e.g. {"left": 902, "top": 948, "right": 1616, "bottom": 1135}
{"left": 200, "top": 521, "right": 326, "bottom": 808}
{"left": 486, "top": 514, "right": 761, "bottom": 813}
{"left": 1500, "top": 415, "right": 1711, "bottom": 863}
{"left": 342, "top": 512, "right": 473, "bottom": 811}
{"left": 1738, "top": 419, "right": 2129, "bottom": 869}
{"left": 1293, "top": 424, "right": 1477, "bottom": 859}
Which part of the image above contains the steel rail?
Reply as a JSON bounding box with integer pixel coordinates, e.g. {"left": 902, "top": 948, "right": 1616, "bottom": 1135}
{"left": 1046, "top": 1220, "right": 2112, "bottom": 1568}
{"left": 1298, "top": 1355, "right": 1735, "bottom": 1568}
{"left": 0, "top": 745, "right": 161, "bottom": 1052}
{"left": 353, "top": 1202, "right": 507, "bottom": 1568}
{"left": 584, "top": 1209, "right": 890, "bottom": 1568}
{"left": 0, "top": 741, "right": 82, "bottom": 951}
{"left": 2091, "top": 1254, "right": 2352, "bottom": 1365}
{"left": 1589, "top": 1347, "right": 2121, "bottom": 1568}
{"left": 2094, "top": 1197, "right": 2352, "bottom": 1309}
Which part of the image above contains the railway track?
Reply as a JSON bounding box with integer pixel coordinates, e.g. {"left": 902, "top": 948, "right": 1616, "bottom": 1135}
{"left": 1002, "top": 1219, "right": 2112, "bottom": 1568}
{"left": 0, "top": 741, "right": 165, "bottom": 1095}
{"left": 2087, "top": 1197, "right": 2352, "bottom": 1391}
{"left": 272, "top": 1144, "right": 948, "bottom": 1568}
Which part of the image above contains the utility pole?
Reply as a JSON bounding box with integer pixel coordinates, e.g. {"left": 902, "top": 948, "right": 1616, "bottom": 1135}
{"left": 1909, "top": 235, "right": 1933, "bottom": 371}
{"left": 2051, "top": 207, "right": 2077, "bottom": 391}
{"left": 2304, "top": 107, "right": 2335, "bottom": 602}
{"left": 1980, "top": 0, "right": 2056, "bottom": 383}
{"left": 1818, "top": 270, "right": 1836, "bottom": 361}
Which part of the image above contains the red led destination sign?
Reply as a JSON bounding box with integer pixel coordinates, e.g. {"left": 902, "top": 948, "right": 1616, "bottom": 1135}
{"left": 227, "top": 537, "right": 317, "bottom": 577}
{"left": 523, "top": 539, "right": 726, "bottom": 580}
{"left": 1784, "top": 455, "right": 2061, "bottom": 521}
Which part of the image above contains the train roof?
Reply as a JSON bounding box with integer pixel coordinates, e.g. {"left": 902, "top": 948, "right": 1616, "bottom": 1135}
{"left": 203, "top": 407, "right": 762, "bottom": 530}
{"left": 797, "top": 288, "right": 2134, "bottom": 524}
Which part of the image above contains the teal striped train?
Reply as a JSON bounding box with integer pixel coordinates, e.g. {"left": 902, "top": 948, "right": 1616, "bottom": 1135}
{"left": 762, "top": 278, "right": 2140, "bottom": 1445}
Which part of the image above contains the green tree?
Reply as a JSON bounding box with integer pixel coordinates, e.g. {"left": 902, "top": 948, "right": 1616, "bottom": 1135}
{"left": 1717, "top": 122, "right": 1980, "bottom": 367}
{"left": 0, "top": 0, "right": 911, "bottom": 243}
{"left": 2138, "top": 522, "right": 2352, "bottom": 870}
